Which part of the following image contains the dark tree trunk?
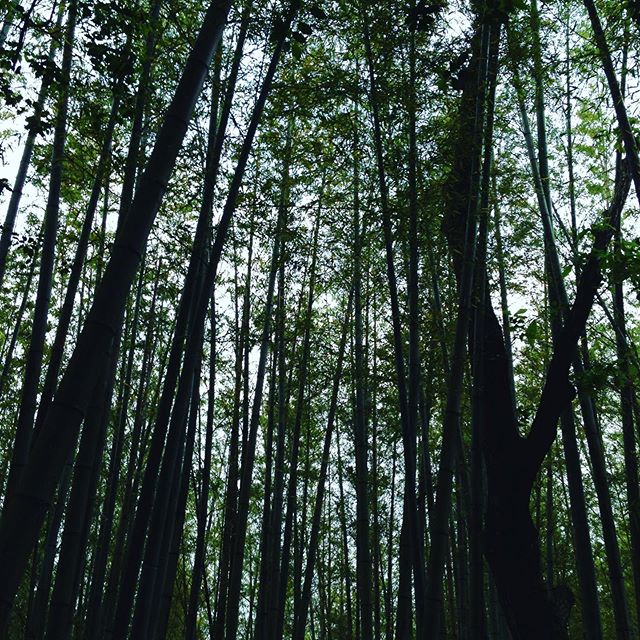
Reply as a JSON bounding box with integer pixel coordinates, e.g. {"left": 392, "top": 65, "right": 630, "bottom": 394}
{"left": 293, "top": 293, "right": 352, "bottom": 640}
{"left": 361, "top": 5, "right": 426, "bottom": 635}
{"left": 32, "top": 86, "right": 123, "bottom": 443}
{"left": 273, "top": 204, "right": 321, "bottom": 640}
{"left": 184, "top": 298, "right": 218, "bottom": 639}
{"left": 0, "top": 3, "right": 64, "bottom": 290}
{"left": 442, "top": 8, "right": 631, "bottom": 638}
{"left": 426, "top": 19, "right": 491, "bottom": 638}
{"left": 3, "top": 0, "right": 77, "bottom": 511}
{"left": 511, "top": 28, "right": 627, "bottom": 635}
{"left": 0, "top": 1, "right": 231, "bottom": 628}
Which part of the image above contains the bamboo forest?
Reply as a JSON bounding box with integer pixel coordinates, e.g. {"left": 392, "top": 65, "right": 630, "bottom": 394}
{"left": 3, "top": 0, "right": 640, "bottom": 638}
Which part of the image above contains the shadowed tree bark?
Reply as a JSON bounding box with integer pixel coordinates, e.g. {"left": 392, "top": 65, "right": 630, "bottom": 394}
{"left": 3, "top": 0, "right": 77, "bottom": 513}
{"left": 0, "top": 1, "right": 231, "bottom": 628}
{"left": 442, "top": 5, "right": 631, "bottom": 638}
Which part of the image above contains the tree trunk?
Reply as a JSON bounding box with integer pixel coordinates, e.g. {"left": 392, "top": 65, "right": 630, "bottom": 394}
{"left": 293, "top": 293, "right": 352, "bottom": 640}
{"left": 427, "top": 19, "right": 492, "bottom": 638}
{"left": 361, "top": 5, "right": 426, "bottom": 634}
{"left": 0, "top": 3, "right": 64, "bottom": 290}
{"left": 0, "top": 0, "right": 231, "bottom": 628}
{"left": 3, "top": 0, "right": 77, "bottom": 511}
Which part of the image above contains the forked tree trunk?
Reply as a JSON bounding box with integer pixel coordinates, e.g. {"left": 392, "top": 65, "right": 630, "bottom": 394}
{"left": 443, "top": 7, "right": 630, "bottom": 638}
{"left": 510, "top": 29, "right": 629, "bottom": 635}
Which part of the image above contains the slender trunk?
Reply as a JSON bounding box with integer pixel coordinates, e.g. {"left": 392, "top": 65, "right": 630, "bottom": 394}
{"left": 351, "top": 116, "right": 373, "bottom": 639}
{"left": 407, "top": 17, "right": 429, "bottom": 638}
{"left": 257, "top": 123, "right": 293, "bottom": 640}
{"left": 129, "top": 249, "right": 208, "bottom": 637}
{"left": 252, "top": 344, "right": 279, "bottom": 640}
{"left": 224, "top": 189, "right": 287, "bottom": 640}
{"left": 0, "top": 3, "right": 64, "bottom": 290}
{"left": 371, "top": 296, "right": 385, "bottom": 640}
{"left": 125, "top": 24, "right": 264, "bottom": 630}
{"left": 212, "top": 261, "right": 247, "bottom": 639}
{"left": 32, "top": 87, "right": 123, "bottom": 442}
{"left": 99, "top": 279, "right": 166, "bottom": 639}
{"left": 215, "top": 220, "right": 256, "bottom": 639}
{"left": 0, "top": 0, "right": 231, "bottom": 627}
{"left": 117, "top": 0, "right": 164, "bottom": 224}
{"left": 44, "top": 329, "right": 120, "bottom": 640}
{"left": 24, "top": 462, "right": 73, "bottom": 640}
{"left": 183, "top": 58, "right": 222, "bottom": 640}
{"left": 612, "top": 228, "right": 640, "bottom": 627}
{"left": 293, "top": 294, "right": 352, "bottom": 640}
{"left": 153, "top": 356, "right": 201, "bottom": 640}
{"left": 184, "top": 297, "right": 217, "bottom": 639}
{"left": 361, "top": 6, "right": 425, "bottom": 634}
{"left": 491, "top": 174, "right": 516, "bottom": 414}
{"left": 211, "top": 9, "right": 302, "bottom": 636}
{"left": 3, "top": 0, "right": 77, "bottom": 510}
{"left": 273, "top": 197, "right": 322, "bottom": 640}
{"left": 110, "top": 10, "right": 254, "bottom": 633}
{"left": 583, "top": 0, "right": 640, "bottom": 208}
{"left": 83, "top": 261, "right": 159, "bottom": 640}
{"left": 427, "top": 20, "right": 492, "bottom": 638}
{"left": 336, "top": 420, "right": 354, "bottom": 640}
{"left": 385, "top": 441, "right": 397, "bottom": 640}
{"left": 0, "top": 244, "right": 38, "bottom": 401}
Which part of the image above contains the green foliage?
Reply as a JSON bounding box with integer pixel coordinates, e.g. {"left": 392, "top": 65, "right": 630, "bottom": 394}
{"left": 0, "top": 0, "right": 640, "bottom": 637}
